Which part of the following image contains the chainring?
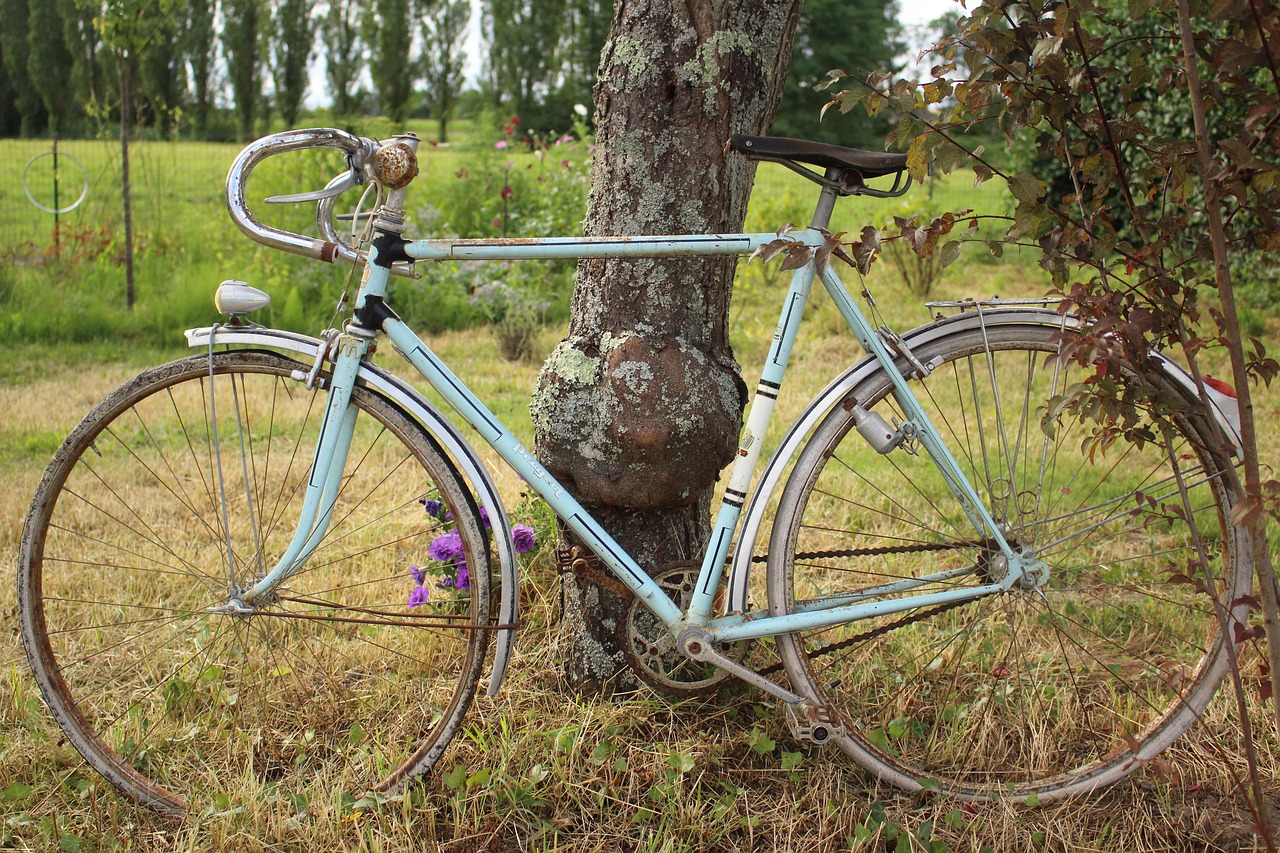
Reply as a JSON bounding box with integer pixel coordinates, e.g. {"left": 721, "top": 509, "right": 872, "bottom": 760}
{"left": 619, "top": 561, "right": 747, "bottom": 698}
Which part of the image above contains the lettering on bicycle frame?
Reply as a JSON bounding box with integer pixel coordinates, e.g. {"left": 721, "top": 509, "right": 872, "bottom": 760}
{"left": 512, "top": 442, "right": 564, "bottom": 501}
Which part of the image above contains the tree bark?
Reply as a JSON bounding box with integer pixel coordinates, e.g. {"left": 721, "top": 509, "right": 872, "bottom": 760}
{"left": 531, "top": 0, "right": 801, "bottom": 694}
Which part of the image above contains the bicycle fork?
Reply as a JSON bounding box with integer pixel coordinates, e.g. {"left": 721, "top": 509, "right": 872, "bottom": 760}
{"left": 212, "top": 329, "right": 372, "bottom": 609}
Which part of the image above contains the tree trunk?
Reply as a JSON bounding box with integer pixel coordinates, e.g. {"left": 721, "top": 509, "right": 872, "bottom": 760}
{"left": 531, "top": 0, "right": 801, "bottom": 694}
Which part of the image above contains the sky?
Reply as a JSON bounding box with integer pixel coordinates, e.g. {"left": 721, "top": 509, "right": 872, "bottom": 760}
{"left": 310, "top": 0, "right": 971, "bottom": 109}
{"left": 898, "top": 0, "right": 968, "bottom": 27}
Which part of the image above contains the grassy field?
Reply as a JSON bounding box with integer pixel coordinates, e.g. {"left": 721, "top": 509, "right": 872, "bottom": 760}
{"left": 2, "top": 131, "right": 1279, "bottom": 851}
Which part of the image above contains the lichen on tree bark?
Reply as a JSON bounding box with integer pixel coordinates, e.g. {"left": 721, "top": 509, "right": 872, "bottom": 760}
{"left": 531, "top": 0, "right": 801, "bottom": 693}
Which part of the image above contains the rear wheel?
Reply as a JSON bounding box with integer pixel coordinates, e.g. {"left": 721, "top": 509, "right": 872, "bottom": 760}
{"left": 769, "top": 322, "right": 1247, "bottom": 801}
{"left": 19, "top": 351, "right": 491, "bottom": 814}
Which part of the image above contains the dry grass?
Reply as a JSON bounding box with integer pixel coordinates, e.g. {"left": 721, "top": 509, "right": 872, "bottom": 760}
{"left": 3, "top": 272, "right": 1279, "bottom": 851}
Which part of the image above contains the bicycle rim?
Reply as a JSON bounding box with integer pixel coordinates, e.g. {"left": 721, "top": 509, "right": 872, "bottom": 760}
{"left": 19, "top": 351, "right": 490, "bottom": 813}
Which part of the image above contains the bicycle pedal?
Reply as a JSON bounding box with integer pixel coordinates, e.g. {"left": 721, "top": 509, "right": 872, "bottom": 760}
{"left": 783, "top": 700, "right": 846, "bottom": 745}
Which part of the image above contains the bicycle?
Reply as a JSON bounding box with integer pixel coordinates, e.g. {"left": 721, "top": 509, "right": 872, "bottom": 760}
{"left": 17, "top": 127, "right": 1250, "bottom": 815}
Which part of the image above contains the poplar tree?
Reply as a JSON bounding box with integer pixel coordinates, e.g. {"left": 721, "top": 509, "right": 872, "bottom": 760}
{"left": 27, "top": 0, "right": 76, "bottom": 133}
{"left": 365, "top": 0, "right": 414, "bottom": 124}
{"left": 0, "top": 0, "right": 47, "bottom": 135}
{"left": 419, "top": 0, "right": 468, "bottom": 142}
{"left": 272, "top": 0, "right": 314, "bottom": 127}
{"left": 484, "top": 0, "right": 567, "bottom": 128}
{"left": 139, "top": 12, "right": 185, "bottom": 131}
{"left": 184, "top": 0, "right": 217, "bottom": 134}
{"left": 322, "top": 0, "right": 363, "bottom": 124}
{"left": 223, "top": 0, "right": 263, "bottom": 140}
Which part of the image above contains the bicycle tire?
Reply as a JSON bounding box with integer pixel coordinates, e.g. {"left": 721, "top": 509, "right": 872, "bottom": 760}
{"left": 19, "top": 350, "right": 491, "bottom": 814}
{"left": 768, "top": 322, "right": 1247, "bottom": 801}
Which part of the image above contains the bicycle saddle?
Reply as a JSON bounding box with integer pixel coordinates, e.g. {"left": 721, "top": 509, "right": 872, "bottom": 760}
{"left": 729, "top": 134, "right": 908, "bottom": 179}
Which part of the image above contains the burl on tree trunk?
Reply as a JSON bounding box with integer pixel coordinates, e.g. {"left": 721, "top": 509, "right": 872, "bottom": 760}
{"left": 531, "top": 0, "right": 801, "bottom": 693}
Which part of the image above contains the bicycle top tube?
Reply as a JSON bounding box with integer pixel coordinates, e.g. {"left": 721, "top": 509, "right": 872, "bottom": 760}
{"left": 402, "top": 233, "right": 788, "bottom": 263}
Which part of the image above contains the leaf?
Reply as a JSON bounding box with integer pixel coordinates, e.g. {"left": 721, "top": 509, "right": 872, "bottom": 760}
{"left": 1008, "top": 172, "right": 1047, "bottom": 205}
{"left": 747, "top": 727, "right": 777, "bottom": 755}
{"left": 939, "top": 241, "right": 962, "bottom": 269}
{"left": 815, "top": 68, "right": 849, "bottom": 92}
{"left": 667, "top": 752, "right": 696, "bottom": 774}
{"left": 1031, "top": 36, "right": 1064, "bottom": 63}
{"left": 780, "top": 246, "right": 815, "bottom": 271}
{"left": 1229, "top": 495, "right": 1264, "bottom": 528}
{"left": 1233, "top": 622, "right": 1265, "bottom": 645}
{"left": 750, "top": 238, "right": 797, "bottom": 265}
{"left": 854, "top": 231, "right": 881, "bottom": 275}
{"left": 2, "top": 782, "right": 32, "bottom": 802}
{"left": 442, "top": 763, "right": 467, "bottom": 791}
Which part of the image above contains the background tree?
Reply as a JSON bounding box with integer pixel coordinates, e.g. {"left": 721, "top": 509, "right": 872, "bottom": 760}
{"left": 484, "top": 0, "right": 568, "bottom": 131}
{"left": 0, "top": 45, "right": 21, "bottom": 135}
{"left": 365, "top": 0, "right": 414, "bottom": 124}
{"left": 139, "top": 12, "right": 185, "bottom": 132}
{"left": 61, "top": 0, "right": 105, "bottom": 125}
{"left": 531, "top": 0, "right": 803, "bottom": 692}
{"left": 419, "top": 0, "right": 468, "bottom": 142}
{"left": 769, "top": 0, "right": 902, "bottom": 145}
{"left": 0, "top": 0, "right": 48, "bottom": 136}
{"left": 184, "top": 0, "right": 218, "bottom": 135}
{"left": 222, "top": 0, "right": 263, "bottom": 140}
{"left": 84, "top": 0, "right": 176, "bottom": 310}
{"left": 322, "top": 0, "right": 364, "bottom": 125}
{"left": 27, "top": 0, "right": 77, "bottom": 134}
{"left": 552, "top": 0, "right": 612, "bottom": 118}
{"left": 272, "top": 0, "right": 315, "bottom": 127}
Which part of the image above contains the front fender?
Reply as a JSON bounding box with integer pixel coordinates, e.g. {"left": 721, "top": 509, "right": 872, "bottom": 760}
{"left": 185, "top": 325, "right": 519, "bottom": 697}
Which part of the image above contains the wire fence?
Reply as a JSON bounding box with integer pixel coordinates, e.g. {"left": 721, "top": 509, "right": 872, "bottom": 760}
{"left": 0, "top": 138, "right": 241, "bottom": 256}
{"left": 1, "top": 136, "right": 1007, "bottom": 261}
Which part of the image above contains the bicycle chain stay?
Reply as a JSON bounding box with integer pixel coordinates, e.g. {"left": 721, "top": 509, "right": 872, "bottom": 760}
{"left": 558, "top": 533, "right": 981, "bottom": 684}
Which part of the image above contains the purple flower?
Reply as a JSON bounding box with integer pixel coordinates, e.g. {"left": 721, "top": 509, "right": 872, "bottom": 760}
{"left": 512, "top": 525, "right": 536, "bottom": 554}
{"left": 408, "top": 563, "right": 425, "bottom": 585}
{"left": 406, "top": 584, "right": 431, "bottom": 608}
{"left": 422, "top": 499, "right": 443, "bottom": 518}
{"left": 455, "top": 564, "right": 471, "bottom": 590}
{"left": 428, "top": 530, "right": 463, "bottom": 564}
{"left": 479, "top": 507, "right": 492, "bottom": 529}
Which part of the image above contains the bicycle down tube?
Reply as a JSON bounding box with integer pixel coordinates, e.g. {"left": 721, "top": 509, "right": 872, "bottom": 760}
{"left": 243, "top": 228, "right": 1028, "bottom": 645}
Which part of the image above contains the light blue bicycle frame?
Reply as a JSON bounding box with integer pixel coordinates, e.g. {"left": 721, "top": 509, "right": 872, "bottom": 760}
{"left": 238, "top": 226, "right": 1032, "bottom": 659}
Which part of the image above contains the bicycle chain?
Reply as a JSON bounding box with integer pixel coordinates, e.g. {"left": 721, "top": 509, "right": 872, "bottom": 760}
{"left": 755, "top": 597, "right": 974, "bottom": 678}
{"left": 752, "top": 539, "right": 972, "bottom": 564}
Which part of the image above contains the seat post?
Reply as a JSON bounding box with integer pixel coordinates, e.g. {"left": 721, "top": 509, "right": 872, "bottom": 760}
{"left": 809, "top": 167, "right": 843, "bottom": 231}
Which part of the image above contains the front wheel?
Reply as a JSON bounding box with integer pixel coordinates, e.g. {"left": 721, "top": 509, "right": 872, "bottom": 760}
{"left": 768, "top": 322, "right": 1247, "bottom": 801}
{"left": 19, "top": 351, "right": 491, "bottom": 814}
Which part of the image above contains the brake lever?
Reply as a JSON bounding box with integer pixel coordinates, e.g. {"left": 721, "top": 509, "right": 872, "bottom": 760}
{"left": 265, "top": 169, "right": 360, "bottom": 204}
